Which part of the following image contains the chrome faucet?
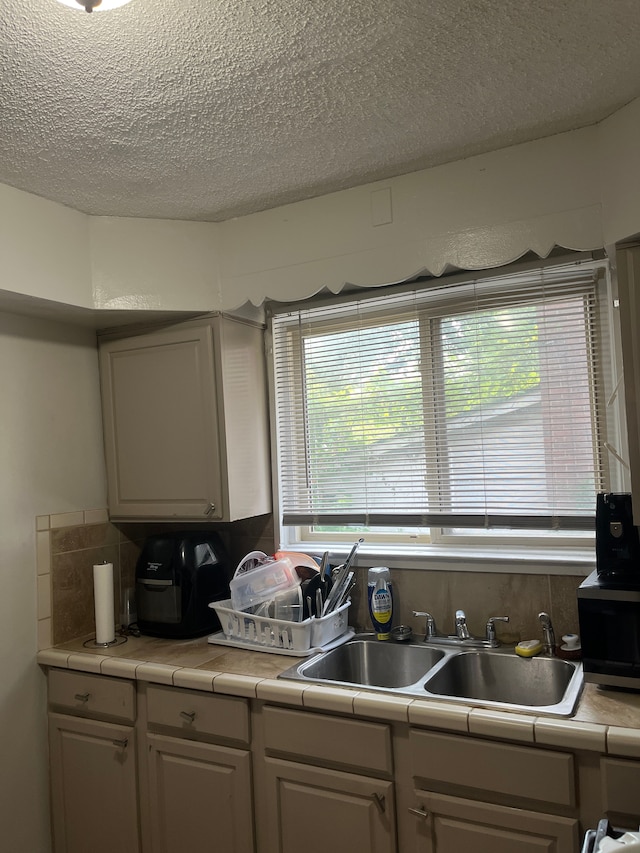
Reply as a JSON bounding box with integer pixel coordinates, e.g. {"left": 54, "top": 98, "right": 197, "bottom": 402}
{"left": 455, "top": 609, "right": 471, "bottom": 639}
{"left": 412, "top": 609, "right": 509, "bottom": 648}
{"left": 538, "top": 612, "right": 557, "bottom": 656}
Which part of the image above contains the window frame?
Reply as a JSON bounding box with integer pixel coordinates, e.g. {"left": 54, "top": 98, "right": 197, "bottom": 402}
{"left": 267, "top": 254, "right": 627, "bottom": 570}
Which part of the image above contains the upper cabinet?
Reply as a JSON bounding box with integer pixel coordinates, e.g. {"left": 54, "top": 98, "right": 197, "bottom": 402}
{"left": 98, "top": 314, "right": 271, "bottom": 522}
{"left": 616, "top": 244, "right": 640, "bottom": 524}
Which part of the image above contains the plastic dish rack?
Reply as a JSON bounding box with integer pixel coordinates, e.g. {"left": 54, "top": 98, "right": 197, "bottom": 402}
{"left": 208, "top": 598, "right": 351, "bottom": 655}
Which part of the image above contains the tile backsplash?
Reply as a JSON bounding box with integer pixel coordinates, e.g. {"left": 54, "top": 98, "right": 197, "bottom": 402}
{"left": 36, "top": 509, "right": 585, "bottom": 649}
{"left": 36, "top": 509, "right": 276, "bottom": 649}
{"left": 348, "top": 565, "right": 584, "bottom": 645}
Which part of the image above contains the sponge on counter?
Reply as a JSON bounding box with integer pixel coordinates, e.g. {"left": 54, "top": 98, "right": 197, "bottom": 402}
{"left": 515, "top": 639, "right": 543, "bottom": 657}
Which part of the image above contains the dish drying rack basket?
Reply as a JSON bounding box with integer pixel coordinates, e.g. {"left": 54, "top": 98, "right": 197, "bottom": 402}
{"left": 209, "top": 598, "right": 351, "bottom": 653}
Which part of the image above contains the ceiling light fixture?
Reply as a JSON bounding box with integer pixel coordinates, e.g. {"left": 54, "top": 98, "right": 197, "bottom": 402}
{"left": 56, "top": 0, "right": 133, "bottom": 12}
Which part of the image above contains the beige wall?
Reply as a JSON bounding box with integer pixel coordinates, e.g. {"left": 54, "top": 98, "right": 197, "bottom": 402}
{"left": 597, "top": 96, "right": 640, "bottom": 247}
{"left": 0, "top": 312, "right": 107, "bottom": 853}
{"left": 89, "top": 216, "right": 224, "bottom": 312}
{"left": 0, "top": 184, "right": 92, "bottom": 307}
{"left": 217, "top": 125, "right": 604, "bottom": 308}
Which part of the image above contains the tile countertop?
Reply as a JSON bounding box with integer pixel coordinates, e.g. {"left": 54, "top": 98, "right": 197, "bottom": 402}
{"left": 37, "top": 633, "right": 640, "bottom": 756}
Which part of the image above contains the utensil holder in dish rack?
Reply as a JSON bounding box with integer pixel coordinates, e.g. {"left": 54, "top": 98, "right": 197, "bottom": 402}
{"left": 209, "top": 599, "right": 351, "bottom": 653}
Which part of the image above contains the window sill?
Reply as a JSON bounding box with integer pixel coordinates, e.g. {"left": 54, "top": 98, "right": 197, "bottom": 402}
{"left": 289, "top": 541, "right": 595, "bottom": 576}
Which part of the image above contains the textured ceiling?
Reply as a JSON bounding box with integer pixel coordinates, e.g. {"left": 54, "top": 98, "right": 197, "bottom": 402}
{"left": 1, "top": 0, "right": 640, "bottom": 222}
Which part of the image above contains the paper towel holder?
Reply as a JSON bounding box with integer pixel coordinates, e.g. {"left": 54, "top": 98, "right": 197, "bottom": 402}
{"left": 83, "top": 635, "right": 127, "bottom": 649}
{"left": 84, "top": 559, "right": 129, "bottom": 648}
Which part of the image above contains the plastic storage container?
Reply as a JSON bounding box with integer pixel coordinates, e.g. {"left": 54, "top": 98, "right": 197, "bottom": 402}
{"left": 229, "top": 555, "right": 300, "bottom": 612}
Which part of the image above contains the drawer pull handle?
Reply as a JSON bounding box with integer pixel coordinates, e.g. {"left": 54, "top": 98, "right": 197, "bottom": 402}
{"left": 371, "top": 793, "right": 386, "bottom": 813}
{"left": 112, "top": 738, "right": 128, "bottom": 750}
{"left": 180, "top": 710, "right": 197, "bottom": 723}
{"left": 74, "top": 692, "right": 90, "bottom": 703}
{"left": 408, "top": 807, "right": 430, "bottom": 820}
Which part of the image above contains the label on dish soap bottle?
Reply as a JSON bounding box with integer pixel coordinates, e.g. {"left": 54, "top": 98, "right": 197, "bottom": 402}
{"left": 368, "top": 566, "right": 393, "bottom": 640}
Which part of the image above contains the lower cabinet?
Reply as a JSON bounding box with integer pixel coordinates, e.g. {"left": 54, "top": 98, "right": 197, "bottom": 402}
{"left": 397, "top": 727, "right": 580, "bottom": 853}
{"left": 47, "top": 665, "right": 640, "bottom": 853}
{"left": 146, "top": 733, "right": 253, "bottom": 853}
{"left": 263, "top": 757, "right": 396, "bottom": 853}
{"left": 601, "top": 756, "right": 640, "bottom": 825}
{"left": 408, "top": 791, "right": 578, "bottom": 853}
{"left": 257, "top": 704, "right": 396, "bottom": 853}
{"left": 48, "top": 712, "right": 140, "bottom": 853}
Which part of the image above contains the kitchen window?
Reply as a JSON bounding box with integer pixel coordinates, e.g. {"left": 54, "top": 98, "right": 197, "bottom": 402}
{"left": 268, "top": 256, "right": 625, "bottom": 566}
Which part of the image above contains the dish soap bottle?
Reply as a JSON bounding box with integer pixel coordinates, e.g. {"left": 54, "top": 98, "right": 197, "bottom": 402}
{"left": 368, "top": 566, "right": 393, "bottom": 640}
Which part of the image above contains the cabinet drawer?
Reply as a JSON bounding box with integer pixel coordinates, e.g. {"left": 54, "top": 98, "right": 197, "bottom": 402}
{"left": 263, "top": 705, "right": 393, "bottom": 775}
{"left": 409, "top": 729, "right": 575, "bottom": 807}
{"left": 602, "top": 757, "right": 640, "bottom": 819}
{"left": 48, "top": 669, "right": 135, "bottom": 723}
{"left": 146, "top": 684, "right": 249, "bottom": 744}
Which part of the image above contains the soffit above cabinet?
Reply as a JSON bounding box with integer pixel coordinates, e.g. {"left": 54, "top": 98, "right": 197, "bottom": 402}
{"left": 0, "top": 287, "right": 202, "bottom": 330}
{"left": 0, "top": 288, "right": 265, "bottom": 331}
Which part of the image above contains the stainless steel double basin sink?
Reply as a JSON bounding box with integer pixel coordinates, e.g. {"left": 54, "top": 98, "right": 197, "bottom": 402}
{"left": 279, "top": 634, "right": 584, "bottom": 716}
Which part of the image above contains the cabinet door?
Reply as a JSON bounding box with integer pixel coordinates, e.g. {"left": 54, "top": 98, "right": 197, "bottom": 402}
{"left": 146, "top": 733, "right": 254, "bottom": 853}
{"left": 602, "top": 756, "right": 640, "bottom": 823}
{"left": 262, "top": 757, "right": 396, "bottom": 853}
{"left": 408, "top": 790, "right": 578, "bottom": 853}
{"left": 48, "top": 713, "right": 139, "bottom": 853}
{"left": 99, "top": 324, "right": 222, "bottom": 519}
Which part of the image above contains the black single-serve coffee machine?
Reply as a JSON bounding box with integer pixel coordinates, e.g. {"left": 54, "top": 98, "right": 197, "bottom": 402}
{"left": 578, "top": 493, "right": 640, "bottom": 690}
{"left": 594, "top": 492, "right": 640, "bottom": 582}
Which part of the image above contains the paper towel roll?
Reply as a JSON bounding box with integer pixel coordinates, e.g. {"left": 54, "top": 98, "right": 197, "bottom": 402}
{"left": 93, "top": 562, "right": 115, "bottom": 645}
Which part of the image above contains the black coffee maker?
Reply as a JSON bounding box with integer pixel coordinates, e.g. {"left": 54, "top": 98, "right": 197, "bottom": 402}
{"left": 595, "top": 492, "right": 640, "bottom": 582}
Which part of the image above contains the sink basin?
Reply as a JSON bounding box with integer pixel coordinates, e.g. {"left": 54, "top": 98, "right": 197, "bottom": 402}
{"left": 289, "top": 638, "right": 445, "bottom": 689}
{"left": 279, "top": 634, "right": 583, "bottom": 716}
{"left": 423, "top": 649, "right": 583, "bottom": 716}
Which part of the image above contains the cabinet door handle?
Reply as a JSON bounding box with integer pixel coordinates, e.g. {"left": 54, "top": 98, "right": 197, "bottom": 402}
{"left": 408, "top": 807, "right": 430, "bottom": 820}
{"left": 112, "top": 738, "right": 128, "bottom": 750}
{"left": 204, "top": 503, "right": 216, "bottom": 516}
{"left": 74, "top": 692, "right": 90, "bottom": 703}
{"left": 179, "top": 710, "right": 197, "bottom": 723}
{"left": 371, "top": 792, "right": 386, "bottom": 813}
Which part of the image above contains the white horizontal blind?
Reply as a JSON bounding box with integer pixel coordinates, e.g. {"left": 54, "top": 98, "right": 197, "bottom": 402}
{"left": 271, "top": 261, "right": 608, "bottom": 531}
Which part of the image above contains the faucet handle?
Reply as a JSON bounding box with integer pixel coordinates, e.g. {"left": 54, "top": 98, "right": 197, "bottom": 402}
{"left": 413, "top": 611, "right": 438, "bottom": 638}
{"left": 485, "top": 616, "right": 509, "bottom": 645}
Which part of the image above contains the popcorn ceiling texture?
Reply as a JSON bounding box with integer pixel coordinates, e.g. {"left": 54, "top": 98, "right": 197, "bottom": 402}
{"left": 1, "top": 0, "right": 640, "bottom": 222}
